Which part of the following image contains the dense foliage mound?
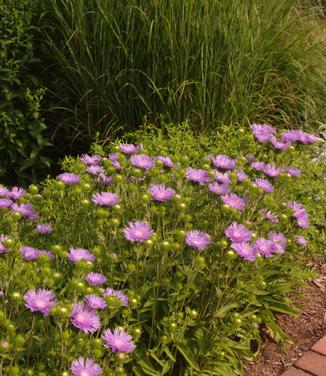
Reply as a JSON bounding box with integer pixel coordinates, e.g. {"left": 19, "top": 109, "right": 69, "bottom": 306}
{"left": 0, "top": 125, "right": 324, "bottom": 375}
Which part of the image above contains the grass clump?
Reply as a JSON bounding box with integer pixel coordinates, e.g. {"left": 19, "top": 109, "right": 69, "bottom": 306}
{"left": 40, "top": 0, "right": 326, "bottom": 152}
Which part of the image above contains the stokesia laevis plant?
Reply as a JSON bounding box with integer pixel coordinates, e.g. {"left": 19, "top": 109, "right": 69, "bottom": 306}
{"left": 0, "top": 125, "right": 321, "bottom": 374}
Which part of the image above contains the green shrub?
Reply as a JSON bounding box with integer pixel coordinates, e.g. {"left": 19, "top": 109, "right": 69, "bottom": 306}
{"left": 0, "top": 0, "right": 51, "bottom": 185}
{"left": 40, "top": 0, "right": 325, "bottom": 151}
{"left": 0, "top": 124, "right": 322, "bottom": 375}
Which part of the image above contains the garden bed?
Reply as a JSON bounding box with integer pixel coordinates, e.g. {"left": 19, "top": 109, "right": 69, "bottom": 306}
{"left": 245, "top": 259, "right": 326, "bottom": 376}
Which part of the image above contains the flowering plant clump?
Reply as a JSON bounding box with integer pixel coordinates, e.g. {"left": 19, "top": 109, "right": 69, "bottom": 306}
{"left": 0, "top": 124, "right": 322, "bottom": 375}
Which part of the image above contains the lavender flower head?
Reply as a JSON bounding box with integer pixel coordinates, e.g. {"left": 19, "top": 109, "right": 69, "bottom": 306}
{"left": 71, "top": 357, "right": 103, "bottom": 376}
{"left": 286, "top": 167, "right": 301, "bottom": 177}
{"left": 0, "top": 235, "right": 9, "bottom": 254}
{"left": 185, "top": 230, "right": 212, "bottom": 251}
{"left": 68, "top": 248, "right": 95, "bottom": 263}
{"left": 148, "top": 184, "right": 176, "bottom": 202}
{"left": 86, "top": 165, "right": 105, "bottom": 176}
{"left": 12, "top": 203, "right": 39, "bottom": 220}
{"left": 210, "top": 154, "right": 236, "bottom": 170}
{"left": 254, "top": 178, "right": 274, "bottom": 193}
{"left": 221, "top": 193, "right": 246, "bottom": 211}
{"left": 58, "top": 172, "right": 81, "bottom": 185}
{"left": 70, "top": 303, "right": 101, "bottom": 333}
{"left": 124, "top": 221, "right": 153, "bottom": 243}
{"left": 262, "top": 209, "right": 279, "bottom": 223}
{"left": 251, "top": 161, "right": 266, "bottom": 171}
{"left": 85, "top": 295, "right": 107, "bottom": 310}
{"left": 231, "top": 242, "right": 256, "bottom": 261}
{"left": 0, "top": 198, "right": 13, "bottom": 209}
{"left": 236, "top": 170, "right": 248, "bottom": 182}
{"left": 156, "top": 156, "right": 174, "bottom": 168}
{"left": 103, "top": 288, "right": 129, "bottom": 306}
{"left": 91, "top": 192, "right": 119, "bottom": 206}
{"left": 80, "top": 154, "right": 102, "bottom": 165}
{"left": 250, "top": 123, "right": 276, "bottom": 142}
{"left": 36, "top": 224, "right": 53, "bottom": 234}
{"left": 120, "top": 143, "right": 142, "bottom": 154}
{"left": 262, "top": 163, "right": 281, "bottom": 178}
{"left": 102, "top": 328, "right": 136, "bottom": 353}
{"left": 0, "top": 291, "right": 4, "bottom": 298}
{"left": 186, "top": 167, "right": 210, "bottom": 185}
{"left": 24, "top": 289, "right": 57, "bottom": 316}
{"left": 214, "top": 171, "right": 231, "bottom": 185}
{"left": 130, "top": 154, "right": 155, "bottom": 170}
{"left": 97, "top": 174, "right": 113, "bottom": 186}
{"left": 225, "top": 222, "right": 252, "bottom": 243}
{"left": 269, "top": 232, "right": 287, "bottom": 254}
{"left": 296, "top": 236, "right": 308, "bottom": 246}
{"left": 20, "top": 246, "right": 53, "bottom": 261}
{"left": 8, "top": 187, "right": 26, "bottom": 200}
{"left": 208, "top": 182, "right": 230, "bottom": 196}
{"left": 0, "top": 186, "right": 9, "bottom": 197}
{"left": 108, "top": 153, "right": 121, "bottom": 170}
{"left": 85, "top": 272, "right": 107, "bottom": 286}
{"left": 270, "top": 137, "right": 291, "bottom": 151}
{"left": 253, "top": 238, "right": 275, "bottom": 257}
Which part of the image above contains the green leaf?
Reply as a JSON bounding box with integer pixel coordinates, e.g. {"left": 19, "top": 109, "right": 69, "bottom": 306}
{"left": 176, "top": 343, "right": 200, "bottom": 371}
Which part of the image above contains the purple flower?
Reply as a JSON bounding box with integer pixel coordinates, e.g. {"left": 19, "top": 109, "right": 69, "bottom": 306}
{"left": 80, "top": 154, "right": 102, "bottom": 165}
{"left": 124, "top": 221, "right": 153, "bottom": 243}
{"left": 269, "top": 232, "right": 287, "bottom": 254}
{"left": 251, "top": 161, "right": 266, "bottom": 171}
{"left": 236, "top": 170, "right": 248, "bottom": 182}
{"left": 85, "top": 272, "right": 107, "bottom": 286}
{"left": 130, "top": 154, "right": 155, "bottom": 170}
{"left": 185, "top": 230, "right": 211, "bottom": 251}
{"left": 24, "top": 289, "right": 57, "bottom": 316}
{"left": 254, "top": 178, "right": 274, "bottom": 193}
{"left": 262, "top": 209, "right": 279, "bottom": 223}
{"left": 36, "top": 224, "right": 53, "bottom": 234}
{"left": 120, "top": 143, "right": 142, "bottom": 154}
{"left": 286, "top": 167, "right": 301, "bottom": 177}
{"left": 156, "top": 156, "right": 174, "bottom": 168}
{"left": 148, "top": 184, "right": 176, "bottom": 202}
{"left": 225, "top": 222, "right": 252, "bottom": 243}
{"left": 12, "top": 203, "right": 39, "bottom": 220}
{"left": 253, "top": 238, "right": 275, "bottom": 257}
{"left": 20, "top": 246, "right": 41, "bottom": 260}
{"left": 71, "top": 357, "right": 103, "bottom": 376}
{"left": 287, "top": 202, "right": 309, "bottom": 228}
{"left": 20, "top": 246, "right": 53, "bottom": 261}
{"left": 103, "top": 288, "right": 129, "bottom": 306}
{"left": 1, "top": 341, "right": 8, "bottom": 348}
{"left": 8, "top": 187, "right": 26, "bottom": 200}
{"left": 0, "top": 235, "right": 9, "bottom": 254}
{"left": 70, "top": 303, "right": 101, "bottom": 333}
{"left": 185, "top": 168, "right": 210, "bottom": 185}
{"left": 97, "top": 174, "right": 113, "bottom": 186}
{"left": 270, "top": 137, "right": 291, "bottom": 151}
{"left": 296, "top": 236, "right": 308, "bottom": 246}
{"left": 58, "top": 173, "right": 81, "bottom": 185}
{"left": 299, "top": 132, "right": 319, "bottom": 144}
{"left": 213, "top": 171, "right": 231, "bottom": 185}
{"left": 281, "top": 130, "right": 319, "bottom": 144}
{"left": 0, "top": 186, "right": 9, "bottom": 197}
{"left": 91, "top": 192, "right": 119, "bottom": 206}
{"left": 0, "top": 198, "right": 13, "bottom": 209}
{"left": 68, "top": 248, "right": 95, "bottom": 263}
{"left": 208, "top": 182, "right": 230, "bottom": 196}
{"left": 231, "top": 243, "right": 256, "bottom": 261}
{"left": 251, "top": 123, "right": 276, "bottom": 142}
{"left": 85, "top": 295, "right": 107, "bottom": 310}
{"left": 210, "top": 155, "right": 236, "bottom": 170}
{"left": 262, "top": 163, "right": 281, "bottom": 178}
{"left": 86, "top": 165, "right": 105, "bottom": 175}
{"left": 0, "top": 291, "right": 4, "bottom": 298}
{"left": 108, "top": 153, "right": 122, "bottom": 170}
{"left": 102, "top": 328, "right": 136, "bottom": 353}
{"left": 246, "top": 154, "right": 256, "bottom": 163}
{"left": 221, "top": 194, "right": 246, "bottom": 211}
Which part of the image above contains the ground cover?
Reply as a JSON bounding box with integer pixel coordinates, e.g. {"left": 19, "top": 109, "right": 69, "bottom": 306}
{"left": 0, "top": 124, "right": 324, "bottom": 375}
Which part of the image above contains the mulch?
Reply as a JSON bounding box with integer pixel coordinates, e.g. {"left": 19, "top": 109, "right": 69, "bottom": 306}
{"left": 245, "top": 259, "right": 326, "bottom": 376}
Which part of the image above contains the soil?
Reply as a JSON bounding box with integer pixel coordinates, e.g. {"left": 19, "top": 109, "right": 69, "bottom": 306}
{"left": 245, "top": 259, "right": 326, "bottom": 376}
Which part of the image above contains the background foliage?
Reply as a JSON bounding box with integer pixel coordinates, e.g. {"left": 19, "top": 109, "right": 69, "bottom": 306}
{"left": 0, "top": 0, "right": 51, "bottom": 185}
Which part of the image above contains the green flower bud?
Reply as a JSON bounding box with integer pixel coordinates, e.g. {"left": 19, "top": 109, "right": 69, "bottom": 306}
{"left": 29, "top": 185, "right": 39, "bottom": 194}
